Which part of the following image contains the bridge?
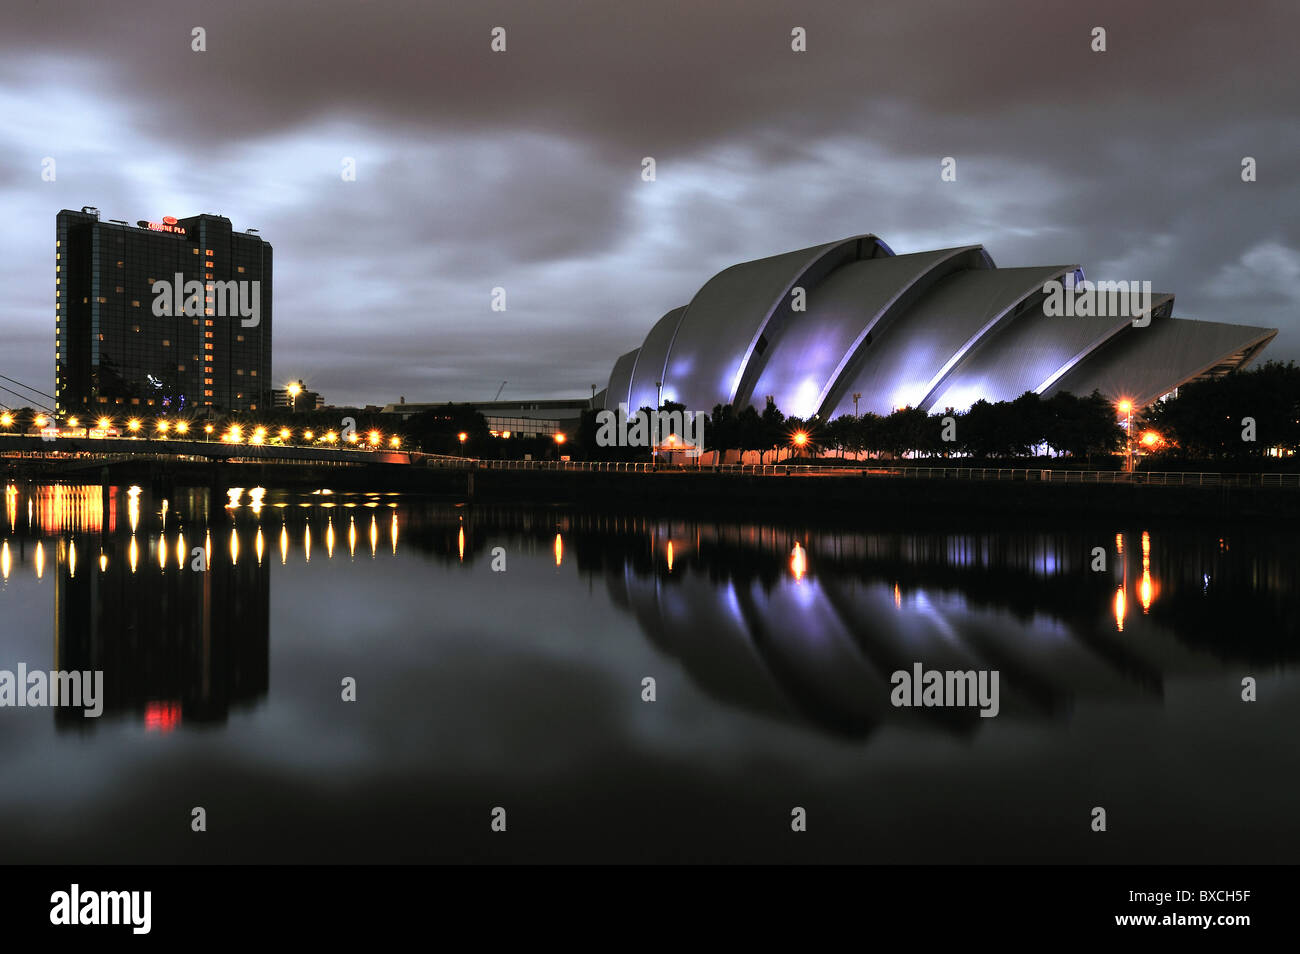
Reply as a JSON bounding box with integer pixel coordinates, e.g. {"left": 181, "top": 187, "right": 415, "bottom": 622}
{"left": 0, "top": 433, "right": 412, "bottom": 466}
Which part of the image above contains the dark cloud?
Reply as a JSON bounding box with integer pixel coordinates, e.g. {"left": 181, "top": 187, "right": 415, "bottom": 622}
{"left": 0, "top": 0, "right": 1297, "bottom": 405}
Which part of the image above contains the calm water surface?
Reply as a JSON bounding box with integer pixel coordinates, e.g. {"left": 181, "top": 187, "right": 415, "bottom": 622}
{"left": 0, "top": 482, "right": 1297, "bottom": 862}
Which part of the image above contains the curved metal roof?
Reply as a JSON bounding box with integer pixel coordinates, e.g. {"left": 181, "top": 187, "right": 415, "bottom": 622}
{"left": 746, "top": 246, "right": 987, "bottom": 418}
{"left": 827, "top": 265, "right": 1072, "bottom": 416}
{"left": 1045, "top": 316, "right": 1279, "bottom": 407}
{"left": 604, "top": 348, "right": 639, "bottom": 412}
{"left": 604, "top": 234, "right": 1279, "bottom": 420}
{"left": 626, "top": 306, "right": 686, "bottom": 412}
{"left": 662, "top": 235, "right": 891, "bottom": 413}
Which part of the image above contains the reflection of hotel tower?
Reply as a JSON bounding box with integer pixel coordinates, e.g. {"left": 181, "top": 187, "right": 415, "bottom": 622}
{"left": 44, "top": 486, "right": 269, "bottom": 731}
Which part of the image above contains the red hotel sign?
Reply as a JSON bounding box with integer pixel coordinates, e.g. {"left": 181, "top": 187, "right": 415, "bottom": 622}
{"left": 144, "top": 215, "right": 186, "bottom": 235}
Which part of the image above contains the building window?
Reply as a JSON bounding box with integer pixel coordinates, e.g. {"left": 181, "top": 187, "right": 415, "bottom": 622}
{"left": 115, "top": 286, "right": 124, "bottom": 293}
{"left": 204, "top": 331, "right": 213, "bottom": 338}
{"left": 204, "top": 390, "right": 213, "bottom": 397}
{"left": 97, "top": 296, "right": 107, "bottom": 303}
{"left": 237, "top": 266, "right": 245, "bottom": 273}
{"left": 162, "top": 339, "right": 170, "bottom": 347}
{"left": 236, "top": 334, "right": 244, "bottom": 342}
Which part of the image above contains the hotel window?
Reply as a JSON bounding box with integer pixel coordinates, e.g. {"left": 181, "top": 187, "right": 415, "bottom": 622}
{"left": 205, "top": 249, "right": 213, "bottom": 256}
{"left": 205, "top": 319, "right": 213, "bottom": 326}
{"left": 250, "top": 370, "right": 257, "bottom": 377}
{"left": 115, "top": 286, "right": 124, "bottom": 293}
{"left": 236, "top": 369, "right": 244, "bottom": 376}
{"left": 204, "top": 390, "right": 213, "bottom": 397}
{"left": 237, "top": 266, "right": 245, "bottom": 273}
{"left": 162, "top": 340, "right": 170, "bottom": 347}
{"left": 205, "top": 331, "right": 213, "bottom": 338}
{"left": 133, "top": 324, "right": 141, "bottom": 332}
{"left": 204, "top": 343, "right": 213, "bottom": 351}
{"left": 131, "top": 398, "right": 140, "bottom": 405}
{"left": 132, "top": 300, "right": 140, "bottom": 307}
{"left": 178, "top": 364, "right": 186, "bottom": 372}
{"left": 148, "top": 278, "right": 155, "bottom": 284}
{"left": 97, "top": 296, "right": 107, "bottom": 303}
{"left": 236, "top": 334, "right": 244, "bottom": 342}
{"left": 204, "top": 378, "right": 213, "bottom": 385}
{"left": 192, "top": 248, "right": 199, "bottom": 255}
{"left": 116, "top": 261, "right": 123, "bottom": 268}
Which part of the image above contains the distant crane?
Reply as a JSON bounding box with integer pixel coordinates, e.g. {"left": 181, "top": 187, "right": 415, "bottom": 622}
{"left": 493, "top": 381, "right": 507, "bottom": 401}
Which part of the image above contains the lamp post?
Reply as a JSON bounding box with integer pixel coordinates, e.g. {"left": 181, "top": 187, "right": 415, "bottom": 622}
{"left": 654, "top": 381, "right": 663, "bottom": 469}
{"left": 287, "top": 381, "right": 302, "bottom": 414}
{"left": 1118, "top": 399, "right": 1133, "bottom": 472}
{"left": 853, "top": 392, "right": 861, "bottom": 418}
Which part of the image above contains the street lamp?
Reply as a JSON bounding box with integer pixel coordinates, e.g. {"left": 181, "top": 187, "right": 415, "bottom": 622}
{"left": 853, "top": 393, "right": 861, "bottom": 418}
{"left": 1117, "top": 399, "right": 1133, "bottom": 472}
{"left": 0, "top": 412, "right": 12, "bottom": 429}
{"left": 654, "top": 381, "right": 663, "bottom": 468}
{"left": 287, "top": 381, "right": 302, "bottom": 414}
{"left": 458, "top": 431, "right": 468, "bottom": 454}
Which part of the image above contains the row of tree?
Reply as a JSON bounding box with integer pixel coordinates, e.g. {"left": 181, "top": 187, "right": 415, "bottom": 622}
{"left": 575, "top": 390, "right": 1126, "bottom": 462}
{"left": 1143, "top": 361, "right": 1300, "bottom": 458}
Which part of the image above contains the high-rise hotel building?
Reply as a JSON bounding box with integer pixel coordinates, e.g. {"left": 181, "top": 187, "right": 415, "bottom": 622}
{"left": 55, "top": 208, "right": 272, "bottom": 417}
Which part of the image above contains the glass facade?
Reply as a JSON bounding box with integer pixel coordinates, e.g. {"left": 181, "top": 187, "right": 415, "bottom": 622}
{"left": 55, "top": 209, "right": 273, "bottom": 417}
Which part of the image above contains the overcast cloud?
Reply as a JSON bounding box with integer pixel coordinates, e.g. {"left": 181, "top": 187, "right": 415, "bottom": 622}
{"left": 1, "top": 0, "right": 1297, "bottom": 406}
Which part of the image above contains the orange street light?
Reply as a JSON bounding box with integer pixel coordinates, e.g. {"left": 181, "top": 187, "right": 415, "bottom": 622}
{"left": 1140, "top": 430, "right": 1160, "bottom": 448}
{"left": 554, "top": 433, "right": 566, "bottom": 445}
{"left": 176, "top": 421, "right": 189, "bottom": 435}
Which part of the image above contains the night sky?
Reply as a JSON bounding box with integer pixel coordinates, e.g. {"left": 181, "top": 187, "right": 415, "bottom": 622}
{"left": 2, "top": 0, "right": 1296, "bottom": 407}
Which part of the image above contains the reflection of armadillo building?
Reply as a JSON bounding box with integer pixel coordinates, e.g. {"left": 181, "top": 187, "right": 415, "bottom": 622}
{"left": 53, "top": 505, "right": 269, "bottom": 732}
{"left": 604, "top": 235, "right": 1277, "bottom": 416}
{"left": 602, "top": 519, "right": 1297, "bottom": 741}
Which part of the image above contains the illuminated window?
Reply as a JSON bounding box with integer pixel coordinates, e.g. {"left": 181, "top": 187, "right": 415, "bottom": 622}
{"left": 130, "top": 398, "right": 140, "bottom": 406}
{"left": 205, "top": 249, "right": 213, "bottom": 256}
{"left": 205, "top": 320, "right": 214, "bottom": 326}
{"left": 97, "top": 296, "right": 107, "bottom": 303}
{"left": 178, "top": 364, "right": 186, "bottom": 371}
{"left": 162, "top": 339, "right": 170, "bottom": 347}
{"left": 132, "top": 300, "right": 140, "bottom": 307}
{"left": 236, "top": 334, "right": 244, "bottom": 342}
{"left": 204, "top": 390, "right": 213, "bottom": 397}
{"left": 192, "top": 248, "right": 199, "bottom": 255}
{"left": 250, "top": 370, "right": 257, "bottom": 377}
{"left": 204, "top": 343, "right": 213, "bottom": 350}
{"left": 148, "top": 278, "right": 155, "bottom": 284}
{"left": 205, "top": 332, "right": 213, "bottom": 338}
{"left": 237, "top": 266, "right": 245, "bottom": 273}
{"left": 204, "top": 378, "right": 213, "bottom": 385}
{"left": 115, "top": 286, "right": 124, "bottom": 293}
{"left": 236, "top": 369, "right": 244, "bottom": 376}
{"left": 116, "top": 261, "right": 123, "bottom": 267}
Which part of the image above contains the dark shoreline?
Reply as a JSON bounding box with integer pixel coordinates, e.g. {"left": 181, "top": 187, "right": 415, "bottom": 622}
{"left": 5, "top": 457, "right": 1299, "bottom": 525}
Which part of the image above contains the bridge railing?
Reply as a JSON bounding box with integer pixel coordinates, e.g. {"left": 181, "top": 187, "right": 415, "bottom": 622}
{"left": 423, "top": 455, "right": 1300, "bottom": 488}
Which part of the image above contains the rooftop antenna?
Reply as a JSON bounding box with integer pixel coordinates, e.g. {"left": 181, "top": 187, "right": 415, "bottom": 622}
{"left": 493, "top": 381, "right": 507, "bottom": 401}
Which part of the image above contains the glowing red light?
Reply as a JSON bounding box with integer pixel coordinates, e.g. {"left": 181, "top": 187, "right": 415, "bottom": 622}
{"left": 144, "top": 701, "right": 182, "bottom": 732}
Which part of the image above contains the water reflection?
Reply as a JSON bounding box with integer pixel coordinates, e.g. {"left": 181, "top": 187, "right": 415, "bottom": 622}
{"left": 2, "top": 484, "right": 1298, "bottom": 746}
